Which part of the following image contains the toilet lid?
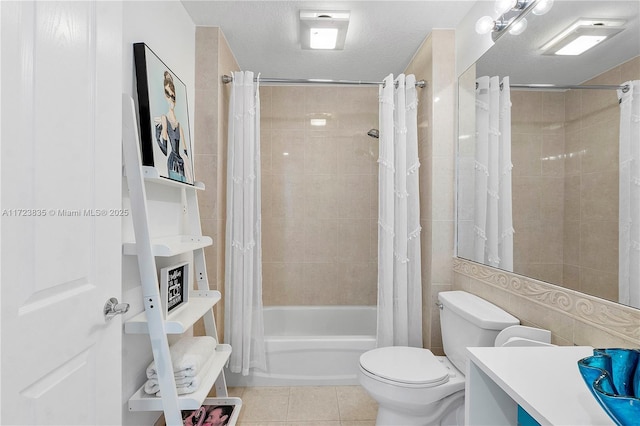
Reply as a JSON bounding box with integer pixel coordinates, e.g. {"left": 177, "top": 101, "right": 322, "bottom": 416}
{"left": 359, "top": 346, "right": 450, "bottom": 386}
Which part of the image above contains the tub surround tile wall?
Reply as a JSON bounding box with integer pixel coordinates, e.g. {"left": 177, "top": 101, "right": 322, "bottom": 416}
{"left": 261, "top": 86, "right": 379, "bottom": 306}
{"left": 453, "top": 258, "right": 640, "bottom": 348}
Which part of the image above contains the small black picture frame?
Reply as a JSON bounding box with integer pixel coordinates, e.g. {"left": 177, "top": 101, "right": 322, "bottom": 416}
{"left": 133, "top": 42, "right": 194, "bottom": 185}
{"left": 160, "top": 261, "right": 190, "bottom": 317}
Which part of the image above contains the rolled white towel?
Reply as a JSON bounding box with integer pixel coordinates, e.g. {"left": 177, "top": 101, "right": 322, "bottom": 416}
{"left": 144, "top": 374, "right": 204, "bottom": 395}
{"left": 145, "top": 336, "right": 216, "bottom": 379}
{"left": 151, "top": 365, "right": 209, "bottom": 396}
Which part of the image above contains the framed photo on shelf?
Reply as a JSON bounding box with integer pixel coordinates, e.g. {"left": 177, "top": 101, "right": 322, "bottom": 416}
{"left": 181, "top": 404, "right": 236, "bottom": 426}
{"left": 160, "top": 262, "right": 190, "bottom": 317}
{"left": 133, "top": 42, "right": 194, "bottom": 185}
{"left": 154, "top": 401, "right": 240, "bottom": 426}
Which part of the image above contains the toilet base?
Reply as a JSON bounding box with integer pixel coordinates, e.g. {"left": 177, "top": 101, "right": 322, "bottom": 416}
{"left": 375, "top": 390, "right": 465, "bottom": 426}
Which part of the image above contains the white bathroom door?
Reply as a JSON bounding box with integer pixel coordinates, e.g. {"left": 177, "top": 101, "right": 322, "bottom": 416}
{"left": 1, "top": 1, "right": 123, "bottom": 424}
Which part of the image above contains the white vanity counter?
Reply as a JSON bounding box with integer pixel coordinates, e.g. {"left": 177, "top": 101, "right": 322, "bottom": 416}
{"left": 465, "top": 346, "right": 614, "bottom": 426}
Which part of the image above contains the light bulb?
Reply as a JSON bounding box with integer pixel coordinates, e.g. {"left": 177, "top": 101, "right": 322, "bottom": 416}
{"left": 475, "top": 16, "right": 496, "bottom": 34}
{"left": 532, "top": 0, "right": 554, "bottom": 15}
{"left": 509, "top": 18, "right": 528, "bottom": 35}
{"left": 494, "top": 0, "right": 517, "bottom": 15}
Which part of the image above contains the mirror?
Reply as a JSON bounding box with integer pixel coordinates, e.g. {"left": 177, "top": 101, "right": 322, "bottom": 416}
{"left": 456, "top": 1, "right": 640, "bottom": 309}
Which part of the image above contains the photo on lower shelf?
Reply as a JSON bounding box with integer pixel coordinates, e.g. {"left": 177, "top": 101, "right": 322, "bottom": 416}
{"left": 182, "top": 404, "right": 235, "bottom": 426}
{"left": 155, "top": 403, "right": 238, "bottom": 426}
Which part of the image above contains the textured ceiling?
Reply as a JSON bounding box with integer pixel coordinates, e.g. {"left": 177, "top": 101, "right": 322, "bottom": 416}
{"left": 180, "top": 0, "right": 640, "bottom": 86}
{"left": 181, "top": 0, "right": 477, "bottom": 82}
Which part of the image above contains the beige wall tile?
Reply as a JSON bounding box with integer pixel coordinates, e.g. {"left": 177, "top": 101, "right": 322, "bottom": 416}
{"left": 271, "top": 129, "right": 305, "bottom": 175}
{"left": 563, "top": 219, "right": 580, "bottom": 266}
{"left": 541, "top": 91, "right": 565, "bottom": 134}
{"left": 541, "top": 134, "right": 565, "bottom": 176}
{"left": 511, "top": 90, "right": 542, "bottom": 134}
{"left": 304, "top": 218, "right": 338, "bottom": 263}
{"left": 271, "top": 173, "right": 305, "bottom": 219}
{"left": 431, "top": 220, "right": 454, "bottom": 283}
{"left": 580, "top": 171, "right": 618, "bottom": 221}
{"left": 260, "top": 129, "right": 272, "bottom": 175}
{"left": 262, "top": 262, "right": 304, "bottom": 305}
{"left": 337, "top": 262, "right": 377, "bottom": 305}
{"left": 579, "top": 220, "right": 618, "bottom": 273}
{"left": 338, "top": 219, "right": 372, "bottom": 263}
{"left": 620, "top": 56, "right": 640, "bottom": 82}
{"left": 563, "top": 129, "right": 582, "bottom": 176}
{"left": 512, "top": 133, "right": 542, "bottom": 177}
{"left": 337, "top": 136, "right": 378, "bottom": 175}
{"left": 579, "top": 268, "right": 618, "bottom": 302}
{"left": 580, "top": 123, "right": 619, "bottom": 174}
{"left": 263, "top": 217, "right": 305, "bottom": 262}
{"left": 563, "top": 175, "right": 580, "bottom": 221}
{"left": 303, "top": 174, "right": 338, "bottom": 219}
{"left": 302, "top": 263, "right": 340, "bottom": 305}
{"left": 432, "top": 156, "right": 454, "bottom": 221}
{"left": 574, "top": 322, "right": 638, "bottom": 349}
{"left": 271, "top": 86, "right": 306, "bottom": 129}
{"left": 304, "top": 133, "right": 338, "bottom": 175}
{"left": 260, "top": 86, "right": 273, "bottom": 130}
{"left": 338, "top": 175, "right": 373, "bottom": 220}
{"left": 562, "top": 264, "right": 580, "bottom": 291}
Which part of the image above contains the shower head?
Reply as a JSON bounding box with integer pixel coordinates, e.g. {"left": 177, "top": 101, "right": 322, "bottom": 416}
{"left": 367, "top": 129, "right": 379, "bottom": 139}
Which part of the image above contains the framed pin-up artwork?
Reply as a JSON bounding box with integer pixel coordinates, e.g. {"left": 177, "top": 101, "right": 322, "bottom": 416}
{"left": 133, "top": 42, "right": 194, "bottom": 185}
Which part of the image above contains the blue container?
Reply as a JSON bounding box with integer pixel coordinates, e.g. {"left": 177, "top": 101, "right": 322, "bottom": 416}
{"left": 577, "top": 348, "right": 640, "bottom": 426}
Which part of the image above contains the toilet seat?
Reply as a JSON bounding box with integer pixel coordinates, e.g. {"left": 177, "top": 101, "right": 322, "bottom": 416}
{"left": 359, "top": 347, "right": 450, "bottom": 388}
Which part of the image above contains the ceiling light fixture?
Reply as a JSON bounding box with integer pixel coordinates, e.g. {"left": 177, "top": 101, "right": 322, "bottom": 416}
{"left": 541, "top": 18, "right": 626, "bottom": 55}
{"left": 300, "top": 10, "right": 350, "bottom": 50}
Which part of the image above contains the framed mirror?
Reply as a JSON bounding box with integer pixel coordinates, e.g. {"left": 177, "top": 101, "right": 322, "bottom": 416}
{"left": 456, "top": 1, "right": 640, "bottom": 309}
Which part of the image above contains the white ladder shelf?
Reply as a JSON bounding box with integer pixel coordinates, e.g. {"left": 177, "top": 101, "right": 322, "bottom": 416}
{"left": 122, "top": 94, "right": 241, "bottom": 425}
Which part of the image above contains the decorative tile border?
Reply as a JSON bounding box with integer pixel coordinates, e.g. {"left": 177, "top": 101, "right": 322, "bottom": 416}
{"left": 453, "top": 258, "right": 640, "bottom": 343}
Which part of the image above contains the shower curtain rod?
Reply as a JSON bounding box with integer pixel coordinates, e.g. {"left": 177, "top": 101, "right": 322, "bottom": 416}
{"left": 221, "top": 74, "right": 427, "bottom": 88}
{"left": 508, "top": 83, "right": 630, "bottom": 92}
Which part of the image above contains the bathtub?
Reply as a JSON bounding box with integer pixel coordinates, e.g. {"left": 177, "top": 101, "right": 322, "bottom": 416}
{"left": 225, "top": 305, "right": 377, "bottom": 387}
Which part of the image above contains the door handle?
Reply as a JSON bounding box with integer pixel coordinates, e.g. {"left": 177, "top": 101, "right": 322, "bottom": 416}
{"left": 104, "top": 297, "right": 130, "bottom": 321}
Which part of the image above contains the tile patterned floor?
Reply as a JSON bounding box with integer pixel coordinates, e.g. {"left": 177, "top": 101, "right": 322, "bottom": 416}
{"left": 228, "top": 385, "right": 378, "bottom": 426}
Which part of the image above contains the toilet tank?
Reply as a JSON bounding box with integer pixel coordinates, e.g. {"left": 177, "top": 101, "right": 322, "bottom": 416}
{"left": 438, "top": 291, "right": 519, "bottom": 373}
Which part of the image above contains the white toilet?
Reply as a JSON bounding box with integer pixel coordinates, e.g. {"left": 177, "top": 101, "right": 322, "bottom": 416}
{"left": 358, "top": 291, "right": 520, "bottom": 426}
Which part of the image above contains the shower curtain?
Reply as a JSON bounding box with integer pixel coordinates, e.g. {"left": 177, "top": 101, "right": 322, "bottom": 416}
{"left": 224, "top": 71, "right": 266, "bottom": 375}
{"left": 377, "top": 74, "right": 422, "bottom": 348}
{"left": 473, "top": 76, "right": 514, "bottom": 271}
{"left": 618, "top": 80, "right": 640, "bottom": 309}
